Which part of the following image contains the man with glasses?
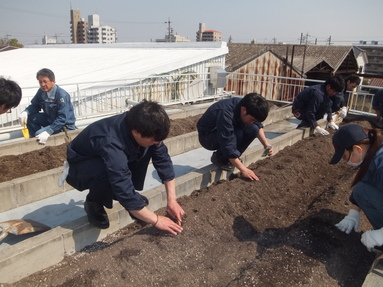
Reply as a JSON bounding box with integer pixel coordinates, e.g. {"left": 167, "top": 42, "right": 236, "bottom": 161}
{"left": 0, "top": 77, "right": 22, "bottom": 114}
{"left": 18, "top": 68, "right": 76, "bottom": 144}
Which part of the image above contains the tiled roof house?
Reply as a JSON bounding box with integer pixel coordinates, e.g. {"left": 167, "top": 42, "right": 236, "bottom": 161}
{"left": 225, "top": 43, "right": 363, "bottom": 101}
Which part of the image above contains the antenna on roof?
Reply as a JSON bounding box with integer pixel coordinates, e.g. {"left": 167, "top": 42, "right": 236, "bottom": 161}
{"left": 164, "top": 17, "right": 173, "bottom": 42}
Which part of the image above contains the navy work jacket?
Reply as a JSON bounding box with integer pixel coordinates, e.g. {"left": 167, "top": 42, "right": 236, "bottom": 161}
{"left": 67, "top": 112, "right": 175, "bottom": 210}
{"left": 197, "top": 97, "right": 263, "bottom": 159}
{"left": 293, "top": 84, "right": 339, "bottom": 128}
{"left": 26, "top": 84, "right": 76, "bottom": 134}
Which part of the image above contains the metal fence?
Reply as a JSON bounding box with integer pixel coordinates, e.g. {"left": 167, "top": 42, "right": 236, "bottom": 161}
{"left": 1, "top": 72, "right": 381, "bottom": 132}
{"left": 227, "top": 72, "right": 382, "bottom": 116}
{"left": 0, "top": 72, "right": 223, "bottom": 131}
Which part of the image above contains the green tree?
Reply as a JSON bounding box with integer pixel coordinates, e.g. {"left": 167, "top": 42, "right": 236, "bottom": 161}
{"left": 8, "top": 38, "right": 23, "bottom": 48}
{"left": 0, "top": 37, "right": 23, "bottom": 48}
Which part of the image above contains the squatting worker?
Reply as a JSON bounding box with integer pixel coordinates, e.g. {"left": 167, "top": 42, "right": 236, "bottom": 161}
{"left": 0, "top": 77, "right": 22, "bottom": 114}
{"left": 197, "top": 93, "right": 272, "bottom": 181}
{"left": 18, "top": 68, "right": 76, "bottom": 145}
{"left": 61, "top": 100, "right": 184, "bottom": 235}
{"left": 330, "top": 124, "right": 383, "bottom": 252}
{"left": 372, "top": 89, "right": 383, "bottom": 122}
{"left": 292, "top": 75, "right": 345, "bottom": 135}
{"left": 331, "top": 74, "right": 361, "bottom": 119}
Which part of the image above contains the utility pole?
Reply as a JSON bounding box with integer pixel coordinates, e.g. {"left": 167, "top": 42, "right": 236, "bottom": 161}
{"left": 305, "top": 32, "right": 310, "bottom": 45}
{"left": 327, "top": 36, "right": 332, "bottom": 45}
{"left": 299, "top": 32, "right": 310, "bottom": 45}
{"left": 164, "top": 17, "right": 173, "bottom": 42}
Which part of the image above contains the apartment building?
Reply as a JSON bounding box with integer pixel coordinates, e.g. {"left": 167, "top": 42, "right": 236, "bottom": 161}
{"left": 87, "top": 14, "right": 117, "bottom": 44}
{"left": 355, "top": 41, "right": 383, "bottom": 75}
{"left": 70, "top": 9, "right": 88, "bottom": 44}
{"left": 196, "top": 23, "right": 222, "bottom": 42}
{"left": 70, "top": 10, "right": 117, "bottom": 44}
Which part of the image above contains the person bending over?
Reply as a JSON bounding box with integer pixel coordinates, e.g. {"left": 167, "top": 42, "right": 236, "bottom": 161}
{"left": 197, "top": 93, "right": 272, "bottom": 181}
{"left": 0, "top": 77, "right": 22, "bottom": 114}
{"left": 330, "top": 124, "right": 383, "bottom": 252}
{"left": 62, "top": 100, "right": 184, "bottom": 235}
{"left": 292, "top": 75, "right": 345, "bottom": 135}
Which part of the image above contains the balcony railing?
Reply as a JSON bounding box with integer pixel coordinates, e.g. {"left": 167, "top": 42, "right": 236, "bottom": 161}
{"left": 0, "top": 72, "right": 381, "bottom": 132}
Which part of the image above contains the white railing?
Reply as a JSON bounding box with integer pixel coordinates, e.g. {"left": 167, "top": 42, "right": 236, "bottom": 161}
{"left": 227, "top": 72, "right": 381, "bottom": 116}
{"left": 1, "top": 72, "right": 381, "bottom": 132}
{"left": 0, "top": 72, "right": 224, "bottom": 131}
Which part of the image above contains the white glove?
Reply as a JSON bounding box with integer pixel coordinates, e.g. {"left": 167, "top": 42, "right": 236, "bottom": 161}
{"left": 36, "top": 131, "right": 50, "bottom": 145}
{"left": 328, "top": 121, "right": 339, "bottom": 130}
{"left": 19, "top": 111, "right": 28, "bottom": 126}
{"left": 335, "top": 209, "right": 360, "bottom": 234}
{"left": 315, "top": 126, "right": 330, "bottom": 136}
{"left": 58, "top": 161, "right": 70, "bottom": 187}
{"left": 361, "top": 228, "right": 383, "bottom": 252}
{"left": 339, "top": 107, "right": 348, "bottom": 119}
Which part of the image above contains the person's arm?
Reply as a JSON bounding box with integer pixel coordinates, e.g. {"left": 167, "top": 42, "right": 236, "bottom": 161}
{"left": 129, "top": 206, "right": 183, "bottom": 235}
{"left": 217, "top": 109, "right": 242, "bottom": 159}
{"left": 257, "top": 128, "right": 273, "bottom": 156}
{"left": 43, "top": 88, "right": 74, "bottom": 134}
{"left": 335, "top": 204, "right": 361, "bottom": 234}
{"left": 151, "top": 143, "right": 185, "bottom": 225}
{"left": 99, "top": 141, "right": 183, "bottom": 235}
{"left": 25, "top": 90, "right": 42, "bottom": 115}
{"left": 228, "top": 157, "right": 259, "bottom": 181}
{"left": 164, "top": 179, "right": 185, "bottom": 225}
{"left": 304, "top": 95, "right": 321, "bottom": 128}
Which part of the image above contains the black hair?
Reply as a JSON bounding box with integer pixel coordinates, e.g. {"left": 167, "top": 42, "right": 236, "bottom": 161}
{"left": 36, "top": 68, "right": 55, "bottom": 82}
{"left": 350, "top": 127, "right": 383, "bottom": 187}
{"left": 324, "top": 76, "right": 345, "bottom": 93}
{"left": 0, "top": 77, "right": 22, "bottom": 109}
{"left": 345, "top": 74, "right": 361, "bottom": 85}
{"left": 126, "top": 100, "right": 170, "bottom": 141}
{"left": 241, "top": 93, "right": 269, "bottom": 122}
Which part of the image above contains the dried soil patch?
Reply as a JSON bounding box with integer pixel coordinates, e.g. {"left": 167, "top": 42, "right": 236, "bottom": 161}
{"left": 2, "top": 118, "right": 379, "bottom": 287}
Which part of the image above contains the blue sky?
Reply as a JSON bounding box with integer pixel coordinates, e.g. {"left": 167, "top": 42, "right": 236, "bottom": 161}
{"left": 0, "top": 0, "right": 382, "bottom": 46}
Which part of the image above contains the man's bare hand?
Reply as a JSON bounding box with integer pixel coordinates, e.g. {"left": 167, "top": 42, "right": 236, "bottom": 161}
{"left": 155, "top": 215, "right": 183, "bottom": 235}
{"left": 166, "top": 200, "right": 185, "bottom": 225}
{"left": 240, "top": 167, "right": 259, "bottom": 181}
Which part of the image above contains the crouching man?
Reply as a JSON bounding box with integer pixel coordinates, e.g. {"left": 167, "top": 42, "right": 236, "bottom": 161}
{"left": 63, "top": 100, "right": 184, "bottom": 235}
{"left": 197, "top": 93, "right": 272, "bottom": 181}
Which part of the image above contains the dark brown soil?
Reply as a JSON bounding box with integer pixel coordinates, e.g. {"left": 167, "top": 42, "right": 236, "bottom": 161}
{"left": 0, "top": 115, "right": 201, "bottom": 183}
{"left": 1, "top": 115, "right": 379, "bottom": 287}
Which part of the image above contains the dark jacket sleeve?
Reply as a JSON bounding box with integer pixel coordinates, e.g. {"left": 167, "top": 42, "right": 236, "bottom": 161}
{"left": 46, "top": 87, "right": 75, "bottom": 134}
{"left": 26, "top": 90, "right": 43, "bottom": 115}
{"left": 97, "top": 137, "right": 147, "bottom": 211}
{"left": 303, "top": 91, "right": 322, "bottom": 128}
{"left": 216, "top": 108, "right": 241, "bottom": 159}
{"left": 151, "top": 142, "right": 175, "bottom": 182}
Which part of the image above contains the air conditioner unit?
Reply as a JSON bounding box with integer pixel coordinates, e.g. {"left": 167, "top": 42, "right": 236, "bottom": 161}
{"left": 209, "top": 66, "right": 227, "bottom": 88}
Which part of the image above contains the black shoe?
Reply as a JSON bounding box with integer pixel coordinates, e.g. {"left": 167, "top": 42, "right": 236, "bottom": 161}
{"left": 372, "top": 245, "right": 383, "bottom": 253}
{"left": 84, "top": 199, "right": 110, "bottom": 229}
{"left": 211, "top": 152, "right": 234, "bottom": 171}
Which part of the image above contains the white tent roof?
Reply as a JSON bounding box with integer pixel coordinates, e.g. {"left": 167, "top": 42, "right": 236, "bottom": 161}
{"left": 0, "top": 42, "right": 228, "bottom": 99}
